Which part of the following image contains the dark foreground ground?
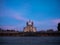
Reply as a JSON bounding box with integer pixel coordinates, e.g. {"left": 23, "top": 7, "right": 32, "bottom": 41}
{"left": 0, "top": 37, "right": 60, "bottom": 45}
{"left": 0, "top": 32, "right": 60, "bottom": 36}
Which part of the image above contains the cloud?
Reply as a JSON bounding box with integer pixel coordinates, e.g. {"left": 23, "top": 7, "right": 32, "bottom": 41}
{"left": 0, "top": 25, "right": 23, "bottom": 31}
{"left": 0, "top": 26, "right": 16, "bottom": 30}
{"left": 0, "top": 8, "right": 45, "bottom": 24}
{"left": 0, "top": 8, "right": 28, "bottom": 22}
{"left": 52, "top": 19, "right": 60, "bottom": 24}
{"left": 8, "top": 10, "right": 28, "bottom": 21}
{"left": 11, "top": 14, "right": 28, "bottom": 21}
{"left": 36, "top": 19, "right": 60, "bottom": 25}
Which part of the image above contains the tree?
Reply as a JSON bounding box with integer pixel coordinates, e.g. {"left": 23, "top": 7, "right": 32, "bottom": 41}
{"left": 57, "top": 23, "right": 60, "bottom": 31}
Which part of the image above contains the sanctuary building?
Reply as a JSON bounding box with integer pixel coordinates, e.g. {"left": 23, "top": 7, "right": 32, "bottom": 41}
{"left": 23, "top": 20, "right": 37, "bottom": 32}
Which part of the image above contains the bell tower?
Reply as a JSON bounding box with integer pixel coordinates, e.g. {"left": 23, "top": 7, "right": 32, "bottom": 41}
{"left": 23, "top": 20, "right": 37, "bottom": 32}
{"left": 26, "top": 20, "right": 33, "bottom": 26}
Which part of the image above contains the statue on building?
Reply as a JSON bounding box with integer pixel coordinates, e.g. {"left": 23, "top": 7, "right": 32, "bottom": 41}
{"left": 23, "top": 20, "right": 37, "bottom": 32}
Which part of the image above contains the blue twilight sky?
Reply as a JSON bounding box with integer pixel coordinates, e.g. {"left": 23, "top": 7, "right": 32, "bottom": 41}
{"left": 0, "top": 0, "right": 60, "bottom": 31}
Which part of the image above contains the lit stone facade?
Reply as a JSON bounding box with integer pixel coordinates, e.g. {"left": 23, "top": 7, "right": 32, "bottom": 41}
{"left": 23, "top": 20, "right": 37, "bottom": 32}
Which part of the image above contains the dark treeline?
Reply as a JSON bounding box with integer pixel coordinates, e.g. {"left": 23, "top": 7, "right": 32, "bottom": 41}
{"left": 0, "top": 28, "right": 58, "bottom": 32}
{"left": 0, "top": 28, "right": 19, "bottom": 32}
{"left": 0, "top": 23, "right": 60, "bottom": 36}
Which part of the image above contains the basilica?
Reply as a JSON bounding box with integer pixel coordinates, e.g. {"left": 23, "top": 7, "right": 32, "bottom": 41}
{"left": 23, "top": 20, "right": 37, "bottom": 32}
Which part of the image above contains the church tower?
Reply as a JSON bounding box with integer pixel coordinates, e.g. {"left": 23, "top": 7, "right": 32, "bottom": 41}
{"left": 23, "top": 20, "right": 37, "bottom": 32}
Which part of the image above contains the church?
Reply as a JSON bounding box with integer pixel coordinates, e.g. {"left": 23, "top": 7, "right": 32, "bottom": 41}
{"left": 23, "top": 20, "right": 37, "bottom": 32}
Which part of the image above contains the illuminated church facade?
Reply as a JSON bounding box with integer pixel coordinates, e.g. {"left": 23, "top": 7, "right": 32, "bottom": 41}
{"left": 23, "top": 20, "right": 37, "bottom": 32}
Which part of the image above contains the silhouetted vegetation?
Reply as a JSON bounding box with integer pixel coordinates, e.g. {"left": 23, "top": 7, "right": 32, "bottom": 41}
{"left": 0, "top": 28, "right": 60, "bottom": 36}
{"left": 57, "top": 23, "right": 60, "bottom": 32}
